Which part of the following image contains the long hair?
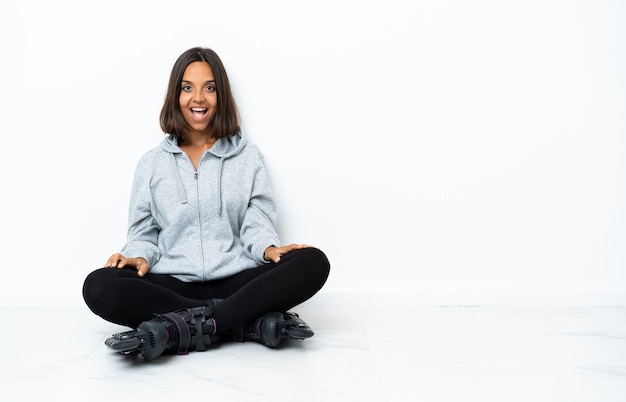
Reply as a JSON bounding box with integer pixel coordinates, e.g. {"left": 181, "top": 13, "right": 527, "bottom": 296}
{"left": 160, "top": 47, "right": 239, "bottom": 141}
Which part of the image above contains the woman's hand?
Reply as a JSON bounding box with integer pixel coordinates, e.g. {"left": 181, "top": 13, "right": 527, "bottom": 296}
{"left": 264, "top": 244, "right": 311, "bottom": 263}
{"left": 104, "top": 253, "right": 151, "bottom": 277}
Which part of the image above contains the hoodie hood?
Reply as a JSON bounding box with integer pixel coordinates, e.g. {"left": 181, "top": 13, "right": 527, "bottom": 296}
{"left": 160, "top": 127, "right": 247, "bottom": 157}
{"left": 160, "top": 128, "right": 247, "bottom": 209}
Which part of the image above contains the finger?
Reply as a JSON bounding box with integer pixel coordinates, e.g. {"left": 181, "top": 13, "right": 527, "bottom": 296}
{"left": 267, "top": 251, "right": 281, "bottom": 263}
{"left": 115, "top": 257, "right": 126, "bottom": 269}
{"left": 291, "top": 243, "right": 309, "bottom": 250}
{"left": 104, "top": 254, "right": 116, "bottom": 267}
{"left": 108, "top": 253, "right": 124, "bottom": 268}
{"left": 137, "top": 263, "right": 149, "bottom": 277}
{"left": 285, "top": 243, "right": 306, "bottom": 252}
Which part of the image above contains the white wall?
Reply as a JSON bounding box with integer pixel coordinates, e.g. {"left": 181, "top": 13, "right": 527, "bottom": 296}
{"left": 1, "top": 0, "right": 624, "bottom": 306}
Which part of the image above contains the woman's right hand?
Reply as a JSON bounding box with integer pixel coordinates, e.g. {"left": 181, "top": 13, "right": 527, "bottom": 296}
{"left": 104, "top": 253, "right": 151, "bottom": 277}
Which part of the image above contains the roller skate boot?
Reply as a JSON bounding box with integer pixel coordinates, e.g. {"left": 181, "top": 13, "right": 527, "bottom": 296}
{"left": 105, "top": 304, "right": 218, "bottom": 361}
{"left": 239, "top": 311, "right": 314, "bottom": 348}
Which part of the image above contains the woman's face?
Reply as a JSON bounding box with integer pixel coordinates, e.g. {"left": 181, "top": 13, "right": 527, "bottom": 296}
{"left": 179, "top": 61, "right": 218, "bottom": 136}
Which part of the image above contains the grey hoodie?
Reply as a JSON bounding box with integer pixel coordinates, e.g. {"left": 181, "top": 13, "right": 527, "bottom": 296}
{"left": 120, "top": 129, "right": 280, "bottom": 282}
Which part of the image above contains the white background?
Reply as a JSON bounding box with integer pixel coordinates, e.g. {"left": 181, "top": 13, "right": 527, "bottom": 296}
{"left": 0, "top": 0, "right": 624, "bottom": 306}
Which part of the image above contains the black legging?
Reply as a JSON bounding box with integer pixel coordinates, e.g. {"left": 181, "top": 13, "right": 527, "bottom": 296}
{"left": 83, "top": 247, "right": 330, "bottom": 333}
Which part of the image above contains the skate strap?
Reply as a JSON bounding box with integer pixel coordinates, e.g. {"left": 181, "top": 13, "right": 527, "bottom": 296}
{"left": 188, "top": 306, "right": 214, "bottom": 352}
{"left": 163, "top": 312, "right": 192, "bottom": 355}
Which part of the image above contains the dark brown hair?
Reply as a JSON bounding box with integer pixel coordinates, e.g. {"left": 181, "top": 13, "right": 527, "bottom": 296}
{"left": 160, "top": 47, "right": 239, "bottom": 141}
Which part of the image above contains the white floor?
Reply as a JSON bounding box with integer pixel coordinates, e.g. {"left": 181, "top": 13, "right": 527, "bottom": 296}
{"left": 1, "top": 293, "right": 625, "bottom": 402}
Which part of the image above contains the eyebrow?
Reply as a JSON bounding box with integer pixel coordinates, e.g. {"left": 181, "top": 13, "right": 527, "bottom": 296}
{"left": 181, "top": 80, "right": 216, "bottom": 84}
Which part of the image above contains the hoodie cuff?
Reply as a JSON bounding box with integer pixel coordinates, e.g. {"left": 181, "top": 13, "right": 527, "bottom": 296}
{"left": 121, "top": 246, "right": 160, "bottom": 268}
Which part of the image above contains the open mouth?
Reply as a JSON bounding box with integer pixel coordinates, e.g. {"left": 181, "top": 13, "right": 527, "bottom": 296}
{"left": 190, "top": 107, "right": 209, "bottom": 122}
{"left": 191, "top": 107, "right": 208, "bottom": 116}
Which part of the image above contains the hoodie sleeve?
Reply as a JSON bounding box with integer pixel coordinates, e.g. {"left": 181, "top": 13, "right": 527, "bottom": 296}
{"left": 120, "top": 154, "right": 161, "bottom": 267}
{"left": 240, "top": 156, "right": 281, "bottom": 264}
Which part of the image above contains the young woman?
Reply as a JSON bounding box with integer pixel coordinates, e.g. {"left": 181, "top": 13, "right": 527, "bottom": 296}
{"left": 82, "top": 47, "right": 330, "bottom": 361}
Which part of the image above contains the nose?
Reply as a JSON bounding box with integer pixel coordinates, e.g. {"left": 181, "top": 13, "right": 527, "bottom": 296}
{"left": 192, "top": 88, "right": 206, "bottom": 103}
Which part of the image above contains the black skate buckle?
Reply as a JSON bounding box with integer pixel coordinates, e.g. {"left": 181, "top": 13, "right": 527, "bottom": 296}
{"left": 189, "top": 307, "right": 206, "bottom": 324}
{"left": 188, "top": 306, "right": 210, "bottom": 352}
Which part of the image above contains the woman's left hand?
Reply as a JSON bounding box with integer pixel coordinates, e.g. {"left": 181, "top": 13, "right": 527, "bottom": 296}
{"left": 264, "top": 243, "right": 311, "bottom": 263}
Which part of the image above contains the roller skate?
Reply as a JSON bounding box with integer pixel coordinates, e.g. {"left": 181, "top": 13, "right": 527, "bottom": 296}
{"left": 237, "top": 311, "right": 314, "bottom": 348}
{"left": 105, "top": 305, "right": 218, "bottom": 361}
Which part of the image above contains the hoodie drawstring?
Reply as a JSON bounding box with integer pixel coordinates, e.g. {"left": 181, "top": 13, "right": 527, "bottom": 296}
{"left": 216, "top": 157, "right": 224, "bottom": 216}
{"left": 170, "top": 153, "right": 188, "bottom": 204}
